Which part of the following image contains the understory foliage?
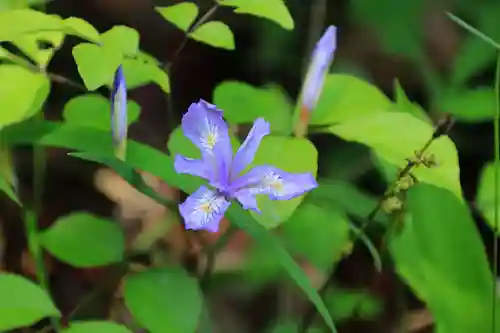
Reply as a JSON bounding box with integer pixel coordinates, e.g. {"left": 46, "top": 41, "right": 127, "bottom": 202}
{"left": 0, "top": 1, "right": 500, "bottom": 333}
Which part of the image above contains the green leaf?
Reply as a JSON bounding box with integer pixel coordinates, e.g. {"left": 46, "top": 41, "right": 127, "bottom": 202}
{"left": 281, "top": 202, "right": 351, "bottom": 271}
{"left": 326, "top": 112, "right": 462, "bottom": 198}
{"left": 101, "top": 25, "right": 140, "bottom": 57}
{"left": 310, "top": 180, "right": 386, "bottom": 224}
{"left": 228, "top": 204, "right": 337, "bottom": 332}
{"left": 63, "top": 17, "right": 101, "bottom": 43}
{"left": 122, "top": 56, "right": 170, "bottom": 93}
{"left": 72, "top": 43, "right": 122, "bottom": 90}
{"left": 13, "top": 30, "right": 64, "bottom": 68}
{"left": 189, "top": 21, "right": 235, "bottom": 50}
{"left": 392, "top": 80, "right": 430, "bottom": 123}
{"left": 213, "top": 81, "right": 293, "bottom": 134}
{"left": 450, "top": 3, "right": 500, "bottom": 86}
{"left": 250, "top": 136, "right": 318, "bottom": 228}
{"left": 62, "top": 321, "right": 133, "bottom": 333}
{"left": 477, "top": 162, "right": 500, "bottom": 233}
{"left": 0, "top": 65, "right": 50, "bottom": 126}
{"left": 63, "top": 94, "right": 140, "bottom": 130}
{"left": 2, "top": 121, "right": 335, "bottom": 332}
{"left": 0, "top": 273, "right": 60, "bottom": 330}
{"left": 438, "top": 88, "right": 496, "bottom": 122}
{"left": 325, "top": 288, "right": 382, "bottom": 321}
{"left": 124, "top": 268, "right": 202, "bottom": 333}
{"left": 0, "top": 144, "right": 20, "bottom": 205}
{"left": 156, "top": 3, "right": 199, "bottom": 32}
{"left": 350, "top": 0, "right": 423, "bottom": 58}
{"left": 309, "top": 75, "right": 391, "bottom": 126}
{"left": 40, "top": 212, "right": 125, "bottom": 267}
{"left": 390, "top": 184, "right": 495, "bottom": 332}
{"left": 219, "top": 0, "right": 294, "bottom": 30}
{"left": 0, "top": 9, "right": 62, "bottom": 41}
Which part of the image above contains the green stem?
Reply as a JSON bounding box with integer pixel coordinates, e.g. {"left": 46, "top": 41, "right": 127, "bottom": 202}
{"left": 492, "top": 51, "right": 500, "bottom": 332}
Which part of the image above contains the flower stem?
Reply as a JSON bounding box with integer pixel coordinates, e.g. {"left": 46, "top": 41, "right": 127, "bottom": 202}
{"left": 491, "top": 50, "right": 500, "bottom": 332}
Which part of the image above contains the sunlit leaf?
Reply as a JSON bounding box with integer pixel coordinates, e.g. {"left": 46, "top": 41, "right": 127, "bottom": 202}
{"left": 101, "top": 25, "right": 140, "bottom": 57}
{"left": 326, "top": 112, "right": 462, "bottom": 198}
{"left": 309, "top": 74, "right": 391, "bottom": 126}
{"left": 12, "top": 30, "right": 64, "bottom": 68}
{"left": 156, "top": 3, "right": 199, "bottom": 32}
{"left": 219, "top": 0, "right": 294, "bottom": 30}
{"left": 63, "top": 17, "right": 101, "bottom": 43}
{"left": 0, "top": 273, "right": 60, "bottom": 331}
{"left": 122, "top": 56, "right": 170, "bottom": 93}
{"left": 72, "top": 43, "right": 121, "bottom": 90}
{"left": 63, "top": 94, "right": 140, "bottom": 130}
{"left": 213, "top": 81, "right": 293, "bottom": 134}
{"left": 0, "top": 65, "right": 50, "bottom": 126}
{"left": 189, "top": 21, "right": 235, "bottom": 50}
{"left": 0, "top": 9, "right": 62, "bottom": 41}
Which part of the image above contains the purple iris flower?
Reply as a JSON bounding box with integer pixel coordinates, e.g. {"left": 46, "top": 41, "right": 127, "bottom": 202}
{"left": 301, "top": 25, "right": 337, "bottom": 111}
{"left": 111, "top": 65, "right": 127, "bottom": 146}
{"left": 174, "top": 99, "right": 318, "bottom": 232}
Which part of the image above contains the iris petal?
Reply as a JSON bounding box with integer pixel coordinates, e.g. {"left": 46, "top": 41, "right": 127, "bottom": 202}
{"left": 179, "top": 185, "right": 231, "bottom": 232}
{"left": 174, "top": 155, "right": 209, "bottom": 180}
{"left": 181, "top": 99, "right": 233, "bottom": 187}
{"left": 230, "top": 118, "right": 270, "bottom": 179}
{"left": 230, "top": 165, "right": 318, "bottom": 201}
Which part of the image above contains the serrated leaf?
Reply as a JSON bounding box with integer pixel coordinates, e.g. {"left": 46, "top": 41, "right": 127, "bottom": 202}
{"left": 156, "top": 3, "right": 199, "bottom": 32}
{"left": 309, "top": 74, "right": 391, "bottom": 126}
{"left": 189, "top": 21, "right": 235, "bottom": 50}
{"left": 219, "top": 0, "right": 294, "bottom": 30}
{"left": 213, "top": 81, "right": 293, "bottom": 134}
{"left": 326, "top": 112, "right": 462, "bottom": 198}
{"left": 62, "top": 321, "right": 133, "bottom": 333}
{"left": 63, "top": 17, "right": 101, "bottom": 43}
{"left": 124, "top": 268, "right": 202, "bottom": 333}
{"left": 40, "top": 212, "right": 125, "bottom": 267}
{"left": 72, "top": 43, "right": 122, "bottom": 90}
{"left": 0, "top": 65, "right": 50, "bottom": 126}
{"left": 101, "top": 25, "right": 140, "bottom": 57}
{"left": 63, "top": 94, "right": 140, "bottom": 130}
{"left": 0, "top": 273, "right": 60, "bottom": 331}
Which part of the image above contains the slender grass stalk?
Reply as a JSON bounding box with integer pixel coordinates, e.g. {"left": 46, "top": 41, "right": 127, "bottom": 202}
{"left": 492, "top": 51, "right": 500, "bottom": 332}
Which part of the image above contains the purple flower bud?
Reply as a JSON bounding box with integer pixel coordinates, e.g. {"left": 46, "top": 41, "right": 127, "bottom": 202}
{"left": 301, "top": 26, "right": 337, "bottom": 111}
{"left": 111, "top": 65, "right": 127, "bottom": 147}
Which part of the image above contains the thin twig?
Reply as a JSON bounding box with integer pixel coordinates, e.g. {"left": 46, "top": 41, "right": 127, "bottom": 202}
{"left": 163, "top": 2, "right": 220, "bottom": 141}
{"left": 3, "top": 49, "right": 86, "bottom": 90}
{"left": 299, "top": 114, "right": 455, "bottom": 332}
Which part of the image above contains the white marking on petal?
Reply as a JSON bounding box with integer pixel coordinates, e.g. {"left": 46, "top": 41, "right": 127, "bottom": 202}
{"left": 190, "top": 191, "right": 227, "bottom": 228}
{"left": 200, "top": 118, "right": 220, "bottom": 153}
